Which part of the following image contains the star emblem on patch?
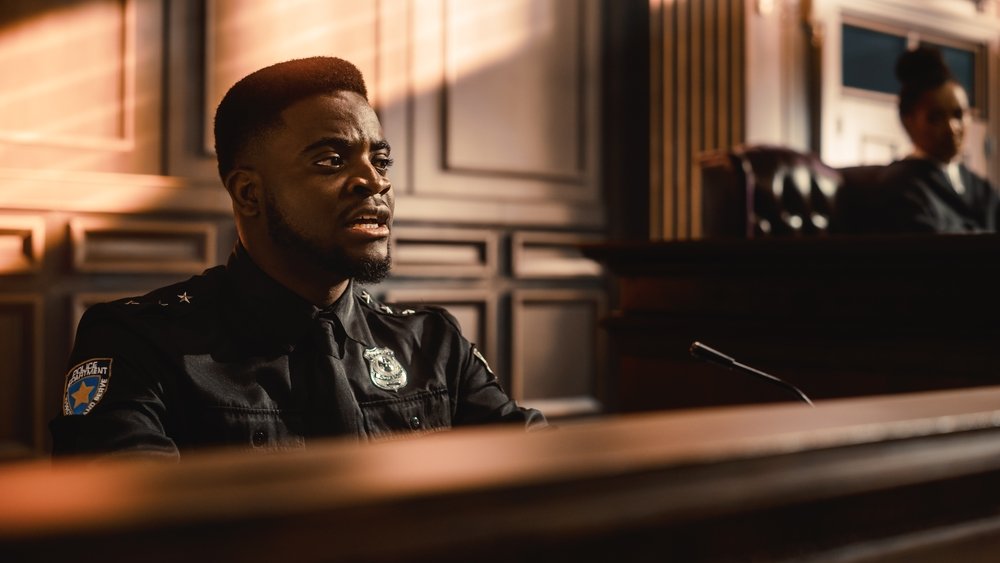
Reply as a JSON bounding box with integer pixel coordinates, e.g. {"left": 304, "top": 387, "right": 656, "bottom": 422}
{"left": 62, "top": 358, "right": 113, "bottom": 416}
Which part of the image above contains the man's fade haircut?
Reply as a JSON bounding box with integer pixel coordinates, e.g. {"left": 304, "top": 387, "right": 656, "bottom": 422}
{"left": 213, "top": 56, "right": 368, "bottom": 181}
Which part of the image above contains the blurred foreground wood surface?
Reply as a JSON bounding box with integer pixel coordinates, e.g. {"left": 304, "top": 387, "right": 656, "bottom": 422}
{"left": 5, "top": 386, "right": 1000, "bottom": 562}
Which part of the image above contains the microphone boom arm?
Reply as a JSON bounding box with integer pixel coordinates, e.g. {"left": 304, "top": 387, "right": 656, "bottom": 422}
{"left": 689, "top": 341, "right": 814, "bottom": 407}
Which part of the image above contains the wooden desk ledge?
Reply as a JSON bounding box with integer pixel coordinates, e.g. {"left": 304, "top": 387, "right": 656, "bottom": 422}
{"left": 4, "top": 387, "right": 1000, "bottom": 562}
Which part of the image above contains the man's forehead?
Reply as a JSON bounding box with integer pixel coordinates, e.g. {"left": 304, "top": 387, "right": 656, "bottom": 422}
{"left": 280, "top": 91, "right": 384, "bottom": 143}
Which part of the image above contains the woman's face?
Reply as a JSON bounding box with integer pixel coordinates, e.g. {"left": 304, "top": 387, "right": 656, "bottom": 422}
{"left": 903, "top": 81, "right": 970, "bottom": 163}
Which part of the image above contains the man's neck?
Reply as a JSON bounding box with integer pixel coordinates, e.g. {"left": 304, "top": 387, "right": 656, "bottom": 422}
{"left": 242, "top": 241, "right": 350, "bottom": 307}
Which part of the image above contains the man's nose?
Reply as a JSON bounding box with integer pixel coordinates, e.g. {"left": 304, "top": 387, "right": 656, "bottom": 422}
{"left": 348, "top": 164, "right": 391, "bottom": 197}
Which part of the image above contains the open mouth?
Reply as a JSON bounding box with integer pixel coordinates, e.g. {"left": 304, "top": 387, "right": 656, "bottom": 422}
{"left": 344, "top": 209, "right": 391, "bottom": 238}
{"left": 347, "top": 215, "right": 387, "bottom": 231}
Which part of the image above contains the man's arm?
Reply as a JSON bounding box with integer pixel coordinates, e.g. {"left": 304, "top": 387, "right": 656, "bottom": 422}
{"left": 434, "top": 309, "right": 547, "bottom": 430}
{"left": 50, "top": 306, "right": 179, "bottom": 459}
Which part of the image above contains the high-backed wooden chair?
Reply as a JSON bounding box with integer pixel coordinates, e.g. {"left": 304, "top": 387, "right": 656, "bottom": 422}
{"left": 699, "top": 145, "right": 886, "bottom": 237}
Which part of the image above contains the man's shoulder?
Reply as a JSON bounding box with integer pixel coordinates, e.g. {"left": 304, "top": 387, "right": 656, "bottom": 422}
{"left": 352, "top": 287, "right": 461, "bottom": 331}
{"left": 80, "top": 265, "right": 228, "bottom": 331}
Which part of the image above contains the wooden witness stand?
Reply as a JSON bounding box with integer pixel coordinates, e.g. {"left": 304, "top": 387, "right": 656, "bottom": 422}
{"left": 4, "top": 387, "right": 1000, "bottom": 561}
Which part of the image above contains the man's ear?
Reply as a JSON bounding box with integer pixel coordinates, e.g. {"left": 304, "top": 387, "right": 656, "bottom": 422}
{"left": 225, "top": 168, "right": 262, "bottom": 217}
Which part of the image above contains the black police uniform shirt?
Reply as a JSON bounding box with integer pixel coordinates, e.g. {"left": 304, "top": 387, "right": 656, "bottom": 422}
{"left": 51, "top": 244, "right": 545, "bottom": 457}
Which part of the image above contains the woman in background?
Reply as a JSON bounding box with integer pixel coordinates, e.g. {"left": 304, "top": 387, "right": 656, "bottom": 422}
{"left": 881, "top": 46, "right": 1000, "bottom": 233}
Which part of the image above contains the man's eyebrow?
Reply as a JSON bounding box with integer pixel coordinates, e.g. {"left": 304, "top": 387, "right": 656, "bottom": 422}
{"left": 300, "top": 137, "right": 391, "bottom": 155}
{"left": 300, "top": 137, "right": 348, "bottom": 155}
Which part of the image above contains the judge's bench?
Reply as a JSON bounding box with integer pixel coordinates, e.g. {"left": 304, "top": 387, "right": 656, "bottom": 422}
{"left": 582, "top": 234, "right": 1000, "bottom": 413}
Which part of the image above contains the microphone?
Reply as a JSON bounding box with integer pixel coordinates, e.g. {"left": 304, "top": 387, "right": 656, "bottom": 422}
{"left": 689, "top": 341, "right": 814, "bottom": 406}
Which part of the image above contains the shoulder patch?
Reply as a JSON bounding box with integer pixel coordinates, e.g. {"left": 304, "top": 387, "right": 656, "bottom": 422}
{"left": 62, "top": 358, "right": 113, "bottom": 416}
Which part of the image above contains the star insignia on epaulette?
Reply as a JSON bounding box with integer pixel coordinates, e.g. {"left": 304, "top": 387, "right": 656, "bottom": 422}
{"left": 178, "top": 291, "right": 192, "bottom": 304}
{"left": 361, "top": 290, "right": 372, "bottom": 304}
{"left": 125, "top": 300, "right": 140, "bottom": 305}
{"left": 400, "top": 309, "right": 415, "bottom": 315}
{"left": 380, "top": 305, "right": 393, "bottom": 314}
{"left": 158, "top": 300, "right": 168, "bottom": 307}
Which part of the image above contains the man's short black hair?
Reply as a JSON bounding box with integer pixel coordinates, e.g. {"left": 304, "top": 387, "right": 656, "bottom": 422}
{"left": 213, "top": 56, "right": 368, "bottom": 180}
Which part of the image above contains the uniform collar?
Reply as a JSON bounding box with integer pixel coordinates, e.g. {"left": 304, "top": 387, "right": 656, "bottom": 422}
{"left": 225, "top": 243, "right": 374, "bottom": 354}
{"left": 316, "top": 283, "right": 375, "bottom": 350}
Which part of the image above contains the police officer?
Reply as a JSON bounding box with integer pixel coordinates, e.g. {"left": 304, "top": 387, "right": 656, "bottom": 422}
{"left": 51, "top": 57, "right": 545, "bottom": 457}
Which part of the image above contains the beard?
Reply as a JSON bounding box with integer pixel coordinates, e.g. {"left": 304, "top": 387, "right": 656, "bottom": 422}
{"left": 263, "top": 191, "right": 391, "bottom": 284}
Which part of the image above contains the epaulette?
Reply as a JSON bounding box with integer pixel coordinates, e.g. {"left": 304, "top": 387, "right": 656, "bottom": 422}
{"left": 356, "top": 288, "right": 420, "bottom": 317}
{"left": 110, "top": 272, "right": 215, "bottom": 316}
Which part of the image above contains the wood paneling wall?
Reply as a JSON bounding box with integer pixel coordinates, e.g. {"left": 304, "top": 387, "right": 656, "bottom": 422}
{"left": 0, "top": 0, "right": 608, "bottom": 457}
{"left": 649, "top": 0, "right": 745, "bottom": 240}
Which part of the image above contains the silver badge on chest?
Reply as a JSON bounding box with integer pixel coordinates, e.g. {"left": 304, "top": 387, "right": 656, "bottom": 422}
{"left": 364, "top": 347, "right": 408, "bottom": 391}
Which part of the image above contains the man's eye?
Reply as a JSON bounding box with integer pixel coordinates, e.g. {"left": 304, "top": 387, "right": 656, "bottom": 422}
{"left": 373, "top": 156, "right": 394, "bottom": 173}
{"left": 316, "top": 155, "right": 344, "bottom": 168}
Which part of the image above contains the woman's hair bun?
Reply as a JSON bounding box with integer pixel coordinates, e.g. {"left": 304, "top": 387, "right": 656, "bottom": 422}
{"left": 895, "top": 45, "right": 952, "bottom": 89}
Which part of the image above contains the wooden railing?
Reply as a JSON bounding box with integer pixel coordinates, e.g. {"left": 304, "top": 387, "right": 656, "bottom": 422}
{"left": 4, "top": 386, "right": 1000, "bottom": 562}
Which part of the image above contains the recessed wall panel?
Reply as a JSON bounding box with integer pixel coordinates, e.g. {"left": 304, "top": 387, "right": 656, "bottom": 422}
{"left": 512, "top": 289, "right": 604, "bottom": 416}
{"left": 410, "top": 0, "right": 602, "bottom": 215}
{"left": 0, "top": 296, "right": 42, "bottom": 457}
{"left": 0, "top": 215, "right": 44, "bottom": 274}
{"left": 70, "top": 217, "right": 217, "bottom": 274}
{"left": 392, "top": 227, "right": 496, "bottom": 278}
{"left": 445, "top": 0, "right": 581, "bottom": 178}
{"left": 0, "top": 0, "right": 130, "bottom": 145}
{"left": 512, "top": 232, "right": 602, "bottom": 278}
{"left": 0, "top": 0, "right": 162, "bottom": 173}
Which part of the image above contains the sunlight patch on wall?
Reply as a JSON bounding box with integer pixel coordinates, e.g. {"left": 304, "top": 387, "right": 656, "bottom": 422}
{"left": 0, "top": 0, "right": 133, "bottom": 150}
